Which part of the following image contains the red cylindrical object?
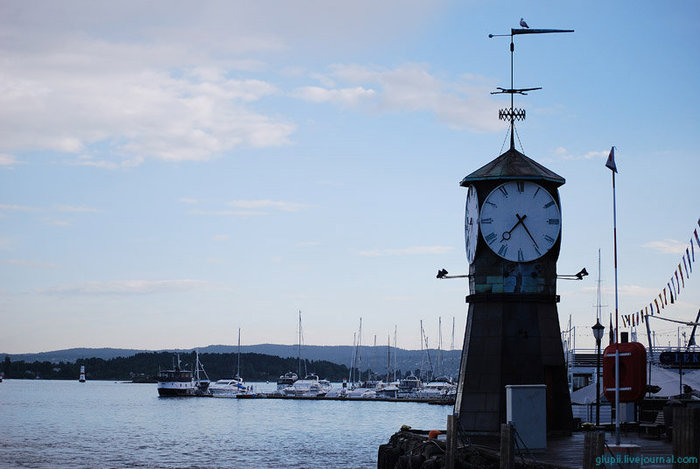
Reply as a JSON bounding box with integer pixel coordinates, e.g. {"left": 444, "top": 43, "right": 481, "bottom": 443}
{"left": 603, "top": 342, "right": 647, "bottom": 402}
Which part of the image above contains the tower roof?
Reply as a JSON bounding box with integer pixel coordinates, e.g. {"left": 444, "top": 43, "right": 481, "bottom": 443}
{"left": 460, "top": 147, "right": 565, "bottom": 187}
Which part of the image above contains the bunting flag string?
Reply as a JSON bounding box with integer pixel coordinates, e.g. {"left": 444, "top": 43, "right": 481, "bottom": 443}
{"left": 623, "top": 219, "right": 698, "bottom": 329}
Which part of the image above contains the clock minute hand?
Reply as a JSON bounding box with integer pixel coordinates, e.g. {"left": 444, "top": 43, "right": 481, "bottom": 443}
{"left": 501, "top": 214, "right": 525, "bottom": 241}
{"left": 516, "top": 214, "right": 539, "bottom": 249}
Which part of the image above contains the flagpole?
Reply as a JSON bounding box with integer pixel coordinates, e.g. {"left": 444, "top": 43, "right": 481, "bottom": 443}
{"left": 613, "top": 168, "right": 621, "bottom": 446}
{"left": 608, "top": 146, "right": 621, "bottom": 446}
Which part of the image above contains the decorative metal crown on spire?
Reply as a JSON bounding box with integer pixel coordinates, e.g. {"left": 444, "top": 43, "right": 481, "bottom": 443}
{"left": 489, "top": 22, "right": 574, "bottom": 150}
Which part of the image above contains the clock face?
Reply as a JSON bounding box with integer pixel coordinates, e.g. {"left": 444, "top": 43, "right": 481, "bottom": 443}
{"left": 464, "top": 185, "right": 479, "bottom": 264}
{"left": 479, "top": 181, "right": 561, "bottom": 262}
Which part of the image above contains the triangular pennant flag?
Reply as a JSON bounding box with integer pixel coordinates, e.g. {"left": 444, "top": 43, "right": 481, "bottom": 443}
{"left": 605, "top": 146, "right": 618, "bottom": 173}
{"left": 679, "top": 264, "right": 685, "bottom": 287}
{"left": 641, "top": 311, "right": 645, "bottom": 323}
{"left": 675, "top": 271, "right": 680, "bottom": 293}
{"left": 650, "top": 302, "right": 655, "bottom": 315}
{"left": 663, "top": 287, "right": 668, "bottom": 305}
{"left": 688, "top": 248, "right": 693, "bottom": 272}
{"left": 654, "top": 298, "right": 660, "bottom": 313}
{"left": 683, "top": 255, "right": 690, "bottom": 277}
{"left": 609, "top": 314, "right": 614, "bottom": 345}
{"left": 695, "top": 229, "right": 700, "bottom": 252}
{"left": 669, "top": 283, "right": 675, "bottom": 303}
{"left": 659, "top": 293, "right": 664, "bottom": 309}
{"left": 692, "top": 235, "right": 696, "bottom": 261}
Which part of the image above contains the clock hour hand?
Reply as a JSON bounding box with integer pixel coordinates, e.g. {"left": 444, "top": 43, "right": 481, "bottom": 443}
{"left": 516, "top": 214, "right": 539, "bottom": 249}
{"left": 501, "top": 214, "right": 526, "bottom": 241}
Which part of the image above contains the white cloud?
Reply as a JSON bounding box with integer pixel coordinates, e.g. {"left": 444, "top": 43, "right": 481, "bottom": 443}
{"left": 554, "top": 147, "right": 609, "bottom": 160}
{"left": 39, "top": 279, "right": 207, "bottom": 295}
{"left": 0, "top": 204, "right": 41, "bottom": 212}
{"left": 295, "top": 64, "right": 501, "bottom": 132}
{"left": 0, "top": 154, "right": 19, "bottom": 166}
{"left": 358, "top": 245, "right": 454, "bottom": 256}
{"left": 0, "top": 35, "right": 295, "bottom": 166}
{"left": 0, "top": 259, "right": 58, "bottom": 269}
{"left": 56, "top": 205, "right": 99, "bottom": 213}
{"left": 228, "top": 200, "right": 309, "bottom": 212}
{"left": 293, "top": 86, "right": 376, "bottom": 107}
{"left": 642, "top": 239, "right": 688, "bottom": 255}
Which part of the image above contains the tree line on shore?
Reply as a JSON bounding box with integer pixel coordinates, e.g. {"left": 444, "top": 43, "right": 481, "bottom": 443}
{"left": 1, "top": 351, "right": 414, "bottom": 382}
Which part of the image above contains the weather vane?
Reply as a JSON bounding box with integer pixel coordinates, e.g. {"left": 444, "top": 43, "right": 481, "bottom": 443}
{"left": 489, "top": 20, "right": 573, "bottom": 150}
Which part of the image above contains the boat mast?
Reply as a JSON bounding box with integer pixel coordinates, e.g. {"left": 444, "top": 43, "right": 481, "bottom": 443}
{"left": 393, "top": 325, "right": 398, "bottom": 381}
{"left": 386, "top": 334, "right": 391, "bottom": 383}
{"left": 237, "top": 328, "right": 241, "bottom": 378}
{"left": 297, "top": 311, "right": 302, "bottom": 378}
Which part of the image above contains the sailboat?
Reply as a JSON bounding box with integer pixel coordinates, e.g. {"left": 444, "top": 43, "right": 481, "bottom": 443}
{"left": 210, "top": 328, "right": 249, "bottom": 398}
{"left": 281, "top": 311, "right": 332, "bottom": 397}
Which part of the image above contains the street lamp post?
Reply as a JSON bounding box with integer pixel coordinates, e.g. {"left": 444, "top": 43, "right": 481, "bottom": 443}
{"left": 592, "top": 320, "right": 605, "bottom": 426}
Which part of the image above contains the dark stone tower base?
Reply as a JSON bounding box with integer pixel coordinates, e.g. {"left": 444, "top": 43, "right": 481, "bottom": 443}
{"left": 454, "top": 293, "right": 573, "bottom": 435}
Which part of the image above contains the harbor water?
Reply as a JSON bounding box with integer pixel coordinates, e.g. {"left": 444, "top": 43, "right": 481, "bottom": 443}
{"left": 0, "top": 379, "right": 451, "bottom": 468}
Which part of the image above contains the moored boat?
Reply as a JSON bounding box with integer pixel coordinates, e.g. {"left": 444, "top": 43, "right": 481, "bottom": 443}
{"left": 277, "top": 371, "right": 298, "bottom": 391}
{"left": 282, "top": 373, "right": 332, "bottom": 397}
{"left": 210, "top": 328, "right": 249, "bottom": 398}
{"left": 157, "top": 354, "right": 196, "bottom": 397}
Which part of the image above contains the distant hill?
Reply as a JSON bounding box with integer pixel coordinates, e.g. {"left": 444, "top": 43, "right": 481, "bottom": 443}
{"left": 2, "top": 344, "right": 462, "bottom": 379}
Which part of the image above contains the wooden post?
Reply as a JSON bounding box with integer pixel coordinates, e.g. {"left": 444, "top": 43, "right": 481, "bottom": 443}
{"left": 583, "top": 430, "right": 605, "bottom": 469}
{"left": 500, "top": 423, "right": 514, "bottom": 469}
{"left": 446, "top": 414, "right": 456, "bottom": 469}
{"left": 673, "top": 407, "right": 700, "bottom": 469}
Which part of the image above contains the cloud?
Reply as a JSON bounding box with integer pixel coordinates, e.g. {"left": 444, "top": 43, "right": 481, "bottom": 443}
{"left": 294, "top": 64, "right": 501, "bottom": 132}
{"left": 39, "top": 279, "right": 207, "bottom": 295}
{"left": 358, "top": 245, "right": 454, "bottom": 256}
{"left": 0, "top": 259, "right": 58, "bottom": 269}
{"left": 227, "top": 200, "right": 309, "bottom": 212}
{"left": 0, "top": 204, "right": 41, "bottom": 212}
{"left": 0, "top": 32, "right": 295, "bottom": 166}
{"left": 292, "top": 86, "right": 376, "bottom": 107}
{"left": 642, "top": 239, "right": 688, "bottom": 255}
{"left": 0, "top": 154, "right": 19, "bottom": 166}
{"left": 554, "top": 147, "right": 609, "bottom": 160}
{"left": 56, "top": 205, "right": 100, "bottom": 213}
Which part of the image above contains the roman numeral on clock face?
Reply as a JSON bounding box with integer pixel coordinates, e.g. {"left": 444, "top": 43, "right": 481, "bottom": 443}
{"left": 485, "top": 232, "right": 497, "bottom": 244}
{"left": 498, "top": 186, "right": 509, "bottom": 197}
{"left": 516, "top": 182, "right": 524, "bottom": 193}
{"left": 498, "top": 244, "right": 508, "bottom": 257}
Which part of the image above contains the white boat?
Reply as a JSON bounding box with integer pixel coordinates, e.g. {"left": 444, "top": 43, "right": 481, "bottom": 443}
{"left": 277, "top": 371, "right": 298, "bottom": 391}
{"left": 211, "top": 328, "right": 249, "bottom": 398}
{"left": 397, "top": 373, "right": 422, "bottom": 397}
{"left": 157, "top": 354, "right": 196, "bottom": 397}
{"left": 79, "top": 365, "right": 86, "bottom": 383}
{"left": 282, "top": 373, "right": 332, "bottom": 397}
{"left": 413, "top": 376, "right": 456, "bottom": 400}
{"left": 210, "top": 376, "right": 248, "bottom": 397}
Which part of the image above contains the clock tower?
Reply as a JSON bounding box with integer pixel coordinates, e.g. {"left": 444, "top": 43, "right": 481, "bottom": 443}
{"left": 454, "top": 26, "right": 574, "bottom": 435}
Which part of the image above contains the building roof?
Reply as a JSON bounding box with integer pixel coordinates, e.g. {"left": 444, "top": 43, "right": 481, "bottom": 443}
{"left": 460, "top": 147, "right": 565, "bottom": 187}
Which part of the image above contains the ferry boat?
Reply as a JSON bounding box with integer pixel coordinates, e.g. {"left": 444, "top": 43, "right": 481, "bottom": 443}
{"left": 157, "top": 353, "right": 209, "bottom": 397}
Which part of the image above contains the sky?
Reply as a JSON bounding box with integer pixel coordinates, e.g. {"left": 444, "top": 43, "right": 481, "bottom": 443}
{"left": 1, "top": 1, "right": 698, "bottom": 354}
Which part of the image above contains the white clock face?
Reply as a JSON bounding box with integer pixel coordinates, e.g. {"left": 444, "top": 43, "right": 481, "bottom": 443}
{"left": 479, "top": 181, "right": 561, "bottom": 262}
{"left": 465, "top": 185, "right": 479, "bottom": 264}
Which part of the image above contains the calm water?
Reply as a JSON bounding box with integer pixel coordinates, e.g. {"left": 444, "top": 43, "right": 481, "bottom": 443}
{"left": 0, "top": 380, "right": 451, "bottom": 468}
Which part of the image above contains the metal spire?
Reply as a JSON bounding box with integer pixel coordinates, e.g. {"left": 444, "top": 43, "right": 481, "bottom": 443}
{"left": 489, "top": 25, "right": 574, "bottom": 150}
